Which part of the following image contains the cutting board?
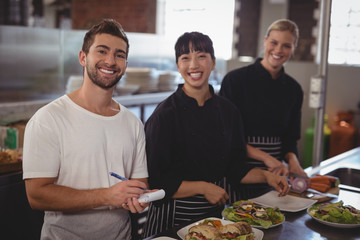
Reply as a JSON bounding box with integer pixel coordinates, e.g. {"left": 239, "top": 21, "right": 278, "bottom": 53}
{"left": 289, "top": 187, "right": 340, "bottom": 203}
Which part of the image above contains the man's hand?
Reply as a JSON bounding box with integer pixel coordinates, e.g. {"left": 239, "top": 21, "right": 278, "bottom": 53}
{"left": 122, "top": 197, "right": 149, "bottom": 213}
{"left": 108, "top": 180, "right": 147, "bottom": 208}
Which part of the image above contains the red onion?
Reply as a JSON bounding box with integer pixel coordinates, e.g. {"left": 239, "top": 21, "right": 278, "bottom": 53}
{"left": 291, "top": 177, "right": 309, "bottom": 193}
{"left": 235, "top": 203, "right": 253, "bottom": 213}
{"left": 236, "top": 209, "right": 251, "bottom": 214}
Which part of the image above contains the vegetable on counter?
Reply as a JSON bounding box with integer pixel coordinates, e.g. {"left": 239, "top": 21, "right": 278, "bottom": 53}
{"left": 308, "top": 201, "right": 360, "bottom": 224}
{"left": 222, "top": 200, "right": 285, "bottom": 229}
{"left": 309, "top": 175, "right": 340, "bottom": 192}
{"left": 291, "top": 177, "right": 309, "bottom": 193}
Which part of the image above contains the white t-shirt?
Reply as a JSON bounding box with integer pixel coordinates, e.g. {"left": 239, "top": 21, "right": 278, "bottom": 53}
{"left": 23, "top": 95, "right": 148, "bottom": 187}
{"left": 22, "top": 95, "right": 148, "bottom": 239}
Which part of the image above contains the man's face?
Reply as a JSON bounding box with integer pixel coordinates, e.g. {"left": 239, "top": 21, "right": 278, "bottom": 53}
{"left": 80, "top": 33, "right": 128, "bottom": 89}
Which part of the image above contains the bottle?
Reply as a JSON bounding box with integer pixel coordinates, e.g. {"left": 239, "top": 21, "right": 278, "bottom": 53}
{"left": 303, "top": 115, "right": 331, "bottom": 168}
{"left": 4, "top": 127, "right": 18, "bottom": 150}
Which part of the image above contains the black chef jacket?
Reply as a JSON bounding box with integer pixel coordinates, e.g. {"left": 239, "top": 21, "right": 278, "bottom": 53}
{"left": 145, "top": 84, "right": 253, "bottom": 201}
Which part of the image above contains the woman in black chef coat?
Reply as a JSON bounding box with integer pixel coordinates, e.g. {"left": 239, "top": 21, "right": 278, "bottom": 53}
{"left": 142, "top": 31, "right": 289, "bottom": 237}
{"left": 220, "top": 19, "right": 307, "bottom": 179}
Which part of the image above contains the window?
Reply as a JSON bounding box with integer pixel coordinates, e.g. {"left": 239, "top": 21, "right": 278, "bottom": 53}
{"left": 158, "top": 0, "right": 235, "bottom": 60}
{"left": 329, "top": 0, "right": 360, "bottom": 65}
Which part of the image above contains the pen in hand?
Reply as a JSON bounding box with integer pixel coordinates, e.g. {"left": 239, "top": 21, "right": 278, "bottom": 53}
{"left": 109, "top": 171, "right": 129, "bottom": 181}
{"left": 109, "top": 171, "right": 147, "bottom": 190}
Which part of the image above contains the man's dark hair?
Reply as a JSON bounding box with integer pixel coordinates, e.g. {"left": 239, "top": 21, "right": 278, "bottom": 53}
{"left": 82, "top": 19, "right": 129, "bottom": 58}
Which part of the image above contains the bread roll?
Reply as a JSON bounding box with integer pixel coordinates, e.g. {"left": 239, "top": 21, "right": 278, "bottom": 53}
{"left": 234, "top": 221, "right": 252, "bottom": 234}
{"left": 219, "top": 222, "right": 254, "bottom": 240}
{"left": 0, "top": 151, "right": 11, "bottom": 163}
{"left": 185, "top": 224, "right": 222, "bottom": 240}
{"left": 219, "top": 223, "right": 243, "bottom": 235}
{"left": 5, "top": 149, "right": 19, "bottom": 162}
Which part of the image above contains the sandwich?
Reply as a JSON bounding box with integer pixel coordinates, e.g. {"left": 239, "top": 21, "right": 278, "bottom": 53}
{"left": 185, "top": 224, "right": 222, "bottom": 240}
{"left": 201, "top": 219, "right": 223, "bottom": 230}
{"left": 219, "top": 222, "right": 254, "bottom": 240}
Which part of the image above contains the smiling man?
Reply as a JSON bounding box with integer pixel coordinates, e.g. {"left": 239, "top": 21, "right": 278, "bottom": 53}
{"left": 22, "top": 19, "right": 149, "bottom": 239}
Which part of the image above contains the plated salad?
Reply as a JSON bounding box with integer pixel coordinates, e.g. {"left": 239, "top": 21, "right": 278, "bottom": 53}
{"left": 308, "top": 201, "right": 360, "bottom": 224}
{"left": 222, "top": 200, "right": 285, "bottom": 229}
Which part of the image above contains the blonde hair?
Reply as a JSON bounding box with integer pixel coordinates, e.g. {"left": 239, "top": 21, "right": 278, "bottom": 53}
{"left": 265, "top": 19, "right": 299, "bottom": 47}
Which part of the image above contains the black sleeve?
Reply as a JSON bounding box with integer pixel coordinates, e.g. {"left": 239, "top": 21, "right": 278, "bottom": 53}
{"left": 219, "top": 98, "right": 253, "bottom": 184}
{"left": 145, "top": 110, "right": 184, "bottom": 201}
{"left": 219, "top": 72, "right": 236, "bottom": 102}
{"left": 281, "top": 85, "right": 303, "bottom": 158}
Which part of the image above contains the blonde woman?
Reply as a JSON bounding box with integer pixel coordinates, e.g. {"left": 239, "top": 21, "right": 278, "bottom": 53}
{"left": 220, "top": 19, "right": 307, "bottom": 200}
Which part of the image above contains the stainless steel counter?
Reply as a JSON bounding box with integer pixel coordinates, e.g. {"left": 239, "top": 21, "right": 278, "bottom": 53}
{"left": 306, "top": 147, "right": 360, "bottom": 177}
{"left": 0, "top": 91, "right": 173, "bottom": 123}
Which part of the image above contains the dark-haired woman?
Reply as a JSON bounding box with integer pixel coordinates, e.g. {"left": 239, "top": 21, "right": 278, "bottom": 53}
{"left": 142, "top": 32, "right": 289, "bottom": 237}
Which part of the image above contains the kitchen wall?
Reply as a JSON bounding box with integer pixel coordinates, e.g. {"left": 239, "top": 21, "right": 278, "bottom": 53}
{"left": 0, "top": 25, "right": 179, "bottom": 103}
{"left": 71, "top": 0, "right": 157, "bottom": 32}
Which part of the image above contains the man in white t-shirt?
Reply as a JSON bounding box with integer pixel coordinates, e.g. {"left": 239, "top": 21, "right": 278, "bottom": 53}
{"left": 23, "top": 19, "right": 149, "bottom": 239}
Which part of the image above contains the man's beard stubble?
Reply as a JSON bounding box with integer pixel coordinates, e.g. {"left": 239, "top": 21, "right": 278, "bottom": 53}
{"left": 86, "top": 62, "right": 123, "bottom": 89}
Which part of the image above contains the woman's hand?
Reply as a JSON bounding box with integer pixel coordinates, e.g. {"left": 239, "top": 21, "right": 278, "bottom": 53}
{"left": 286, "top": 153, "right": 307, "bottom": 177}
{"left": 263, "top": 171, "right": 290, "bottom": 197}
{"left": 241, "top": 168, "right": 289, "bottom": 196}
{"left": 202, "top": 182, "right": 229, "bottom": 206}
{"left": 266, "top": 158, "right": 289, "bottom": 176}
{"left": 247, "top": 145, "right": 288, "bottom": 176}
{"left": 172, "top": 181, "right": 228, "bottom": 205}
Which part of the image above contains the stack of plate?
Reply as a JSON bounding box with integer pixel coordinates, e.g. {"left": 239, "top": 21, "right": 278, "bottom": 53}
{"left": 124, "top": 68, "right": 159, "bottom": 94}
{"left": 115, "top": 84, "right": 140, "bottom": 96}
{"left": 158, "top": 71, "right": 179, "bottom": 92}
{"left": 66, "top": 75, "right": 83, "bottom": 94}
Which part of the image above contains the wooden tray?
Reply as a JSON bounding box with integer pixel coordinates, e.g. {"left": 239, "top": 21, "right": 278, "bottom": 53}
{"left": 0, "top": 161, "right": 22, "bottom": 174}
{"left": 289, "top": 187, "right": 339, "bottom": 203}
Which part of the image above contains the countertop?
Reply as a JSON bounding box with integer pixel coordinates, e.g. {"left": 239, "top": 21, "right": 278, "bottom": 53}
{"left": 146, "top": 148, "right": 360, "bottom": 240}
{"left": 145, "top": 188, "right": 360, "bottom": 240}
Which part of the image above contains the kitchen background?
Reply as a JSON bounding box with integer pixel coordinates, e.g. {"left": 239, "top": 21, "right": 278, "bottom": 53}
{"left": 1, "top": 0, "right": 360, "bottom": 167}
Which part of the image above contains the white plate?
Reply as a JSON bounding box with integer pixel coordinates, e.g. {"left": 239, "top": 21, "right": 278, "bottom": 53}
{"left": 222, "top": 207, "right": 285, "bottom": 229}
{"left": 307, "top": 208, "right": 360, "bottom": 228}
{"left": 249, "top": 190, "right": 317, "bottom": 212}
{"left": 152, "top": 237, "right": 178, "bottom": 240}
{"left": 176, "top": 217, "right": 264, "bottom": 240}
